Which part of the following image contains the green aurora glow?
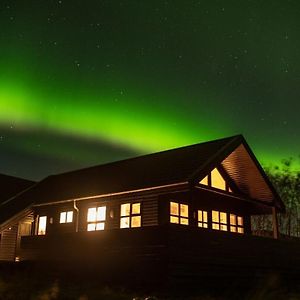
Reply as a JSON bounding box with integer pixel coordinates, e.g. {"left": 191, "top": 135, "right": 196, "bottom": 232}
{"left": 0, "top": 1, "right": 299, "bottom": 179}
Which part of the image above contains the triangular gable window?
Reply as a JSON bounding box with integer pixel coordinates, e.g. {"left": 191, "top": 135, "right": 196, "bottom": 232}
{"left": 199, "top": 168, "right": 231, "bottom": 193}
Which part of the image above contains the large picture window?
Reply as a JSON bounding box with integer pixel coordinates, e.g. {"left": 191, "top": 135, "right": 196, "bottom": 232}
{"left": 60, "top": 211, "right": 73, "bottom": 224}
{"left": 37, "top": 216, "right": 47, "bottom": 235}
{"left": 120, "top": 203, "right": 141, "bottom": 228}
{"left": 87, "top": 206, "right": 106, "bottom": 231}
{"left": 170, "top": 202, "right": 189, "bottom": 225}
{"left": 230, "top": 214, "right": 244, "bottom": 234}
{"left": 212, "top": 210, "right": 227, "bottom": 231}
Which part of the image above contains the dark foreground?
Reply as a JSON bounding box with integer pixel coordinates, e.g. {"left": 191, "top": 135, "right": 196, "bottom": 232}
{"left": 0, "top": 262, "right": 299, "bottom": 300}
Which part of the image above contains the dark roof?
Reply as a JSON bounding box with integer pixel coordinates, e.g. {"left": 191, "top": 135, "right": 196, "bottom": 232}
{"left": 1, "top": 135, "right": 285, "bottom": 214}
{"left": 0, "top": 174, "right": 35, "bottom": 225}
{"left": 0, "top": 174, "right": 34, "bottom": 204}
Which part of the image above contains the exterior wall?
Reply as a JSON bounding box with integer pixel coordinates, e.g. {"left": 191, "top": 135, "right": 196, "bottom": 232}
{"left": 20, "top": 225, "right": 300, "bottom": 286}
{"left": 0, "top": 224, "right": 18, "bottom": 261}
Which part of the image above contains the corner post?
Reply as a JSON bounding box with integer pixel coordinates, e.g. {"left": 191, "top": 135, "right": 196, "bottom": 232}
{"left": 272, "top": 206, "right": 279, "bottom": 239}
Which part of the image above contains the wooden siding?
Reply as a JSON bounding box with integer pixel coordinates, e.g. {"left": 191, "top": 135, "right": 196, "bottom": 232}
{"left": 0, "top": 224, "right": 18, "bottom": 261}
{"left": 20, "top": 225, "right": 300, "bottom": 286}
{"left": 221, "top": 144, "right": 274, "bottom": 203}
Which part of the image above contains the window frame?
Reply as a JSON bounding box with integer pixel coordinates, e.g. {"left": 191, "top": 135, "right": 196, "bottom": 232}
{"left": 197, "top": 210, "right": 208, "bottom": 228}
{"left": 120, "top": 202, "right": 142, "bottom": 229}
{"left": 59, "top": 210, "right": 74, "bottom": 224}
{"left": 37, "top": 215, "right": 47, "bottom": 235}
{"left": 170, "top": 201, "right": 189, "bottom": 225}
{"left": 229, "top": 214, "right": 244, "bottom": 234}
{"left": 87, "top": 205, "right": 106, "bottom": 231}
{"left": 212, "top": 210, "right": 228, "bottom": 231}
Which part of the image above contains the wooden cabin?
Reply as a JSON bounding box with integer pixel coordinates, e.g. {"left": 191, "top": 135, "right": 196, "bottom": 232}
{"left": 2, "top": 135, "right": 298, "bottom": 285}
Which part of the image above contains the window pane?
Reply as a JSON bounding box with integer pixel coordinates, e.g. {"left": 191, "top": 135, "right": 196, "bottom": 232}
{"left": 38, "top": 216, "right": 47, "bottom": 235}
{"left": 170, "top": 216, "right": 179, "bottom": 224}
{"left": 220, "top": 212, "right": 227, "bottom": 224}
{"left": 198, "top": 222, "right": 203, "bottom": 228}
{"left": 97, "top": 206, "right": 106, "bottom": 221}
{"left": 200, "top": 175, "right": 208, "bottom": 185}
{"left": 180, "top": 204, "right": 188, "bottom": 218}
{"left": 60, "top": 212, "right": 66, "bottom": 224}
{"left": 96, "top": 222, "right": 105, "bottom": 230}
{"left": 131, "top": 216, "right": 141, "bottom": 228}
{"left": 212, "top": 223, "right": 219, "bottom": 230}
{"left": 230, "top": 226, "right": 237, "bottom": 232}
{"left": 120, "top": 217, "right": 130, "bottom": 228}
{"left": 237, "top": 216, "right": 243, "bottom": 226}
{"left": 212, "top": 210, "right": 219, "bottom": 222}
{"left": 220, "top": 224, "right": 227, "bottom": 231}
{"left": 132, "top": 203, "right": 140, "bottom": 215}
{"left": 211, "top": 168, "right": 226, "bottom": 190}
{"left": 230, "top": 214, "right": 236, "bottom": 225}
{"left": 203, "top": 223, "right": 208, "bottom": 228}
{"left": 121, "top": 203, "right": 130, "bottom": 217}
{"left": 203, "top": 211, "right": 208, "bottom": 222}
{"left": 238, "top": 227, "right": 244, "bottom": 234}
{"left": 87, "top": 208, "right": 97, "bottom": 222}
{"left": 87, "top": 223, "right": 96, "bottom": 231}
{"left": 170, "top": 202, "right": 179, "bottom": 216}
{"left": 180, "top": 217, "right": 189, "bottom": 225}
{"left": 198, "top": 211, "right": 203, "bottom": 222}
{"left": 66, "top": 211, "right": 73, "bottom": 223}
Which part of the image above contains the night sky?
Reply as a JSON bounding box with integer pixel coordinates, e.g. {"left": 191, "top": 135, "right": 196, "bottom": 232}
{"left": 0, "top": 1, "right": 299, "bottom": 180}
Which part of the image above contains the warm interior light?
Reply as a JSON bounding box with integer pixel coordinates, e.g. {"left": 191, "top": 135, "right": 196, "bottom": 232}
{"left": 170, "top": 202, "right": 179, "bottom": 215}
{"left": 38, "top": 216, "right": 47, "bottom": 235}
{"left": 198, "top": 210, "right": 208, "bottom": 228}
{"left": 60, "top": 212, "right": 66, "bottom": 223}
{"left": 121, "top": 203, "right": 130, "bottom": 217}
{"left": 132, "top": 203, "right": 140, "bottom": 214}
{"left": 87, "top": 206, "right": 106, "bottom": 231}
{"left": 180, "top": 204, "right": 188, "bottom": 218}
{"left": 211, "top": 168, "right": 226, "bottom": 190}
{"left": 199, "top": 175, "right": 208, "bottom": 185}
{"left": 131, "top": 216, "right": 141, "bottom": 227}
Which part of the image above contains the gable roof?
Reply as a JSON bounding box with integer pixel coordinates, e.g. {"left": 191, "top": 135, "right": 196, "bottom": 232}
{"left": 2, "top": 135, "right": 284, "bottom": 213}
{"left": 0, "top": 174, "right": 35, "bottom": 227}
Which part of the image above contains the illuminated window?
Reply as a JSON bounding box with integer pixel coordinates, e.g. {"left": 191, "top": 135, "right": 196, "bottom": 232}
{"left": 211, "top": 168, "right": 226, "bottom": 190}
{"left": 37, "top": 216, "right": 47, "bottom": 235}
{"left": 230, "top": 214, "right": 244, "bottom": 234}
{"left": 170, "top": 202, "right": 189, "bottom": 225}
{"left": 212, "top": 210, "right": 227, "bottom": 231}
{"left": 198, "top": 210, "right": 208, "bottom": 228}
{"left": 199, "top": 168, "right": 232, "bottom": 192}
{"left": 87, "top": 206, "right": 106, "bottom": 231}
{"left": 60, "top": 211, "right": 73, "bottom": 223}
{"left": 120, "top": 203, "right": 141, "bottom": 228}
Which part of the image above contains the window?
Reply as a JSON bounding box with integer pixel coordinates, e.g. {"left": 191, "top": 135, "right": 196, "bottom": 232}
{"left": 212, "top": 210, "right": 227, "bottom": 231}
{"left": 230, "top": 214, "right": 244, "bottom": 234}
{"left": 199, "top": 168, "right": 231, "bottom": 192}
{"left": 170, "top": 202, "right": 189, "bottom": 225}
{"left": 198, "top": 210, "right": 208, "bottom": 228}
{"left": 37, "top": 216, "right": 47, "bottom": 235}
{"left": 120, "top": 203, "right": 141, "bottom": 228}
{"left": 60, "top": 211, "right": 73, "bottom": 223}
{"left": 87, "top": 206, "right": 106, "bottom": 231}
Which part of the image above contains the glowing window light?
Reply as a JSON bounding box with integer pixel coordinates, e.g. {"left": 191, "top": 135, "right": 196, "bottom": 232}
{"left": 212, "top": 210, "right": 227, "bottom": 231}
{"left": 120, "top": 202, "right": 142, "bottom": 228}
{"left": 38, "top": 216, "right": 47, "bottom": 235}
{"left": 170, "top": 201, "right": 189, "bottom": 225}
{"left": 211, "top": 168, "right": 226, "bottom": 191}
{"left": 229, "top": 214, "right": 244, "bottom": 234}
{"left": 199, "top": 175, "right": 208, "bottom": 185}
{"left": 60, "top": 211, "right": 73, "bottom": 223}
{"left": 87, "top": 206, "right": 106, "bottom": 231}
{"left": 198, "top": 210, "right": 208, "bottom": 228}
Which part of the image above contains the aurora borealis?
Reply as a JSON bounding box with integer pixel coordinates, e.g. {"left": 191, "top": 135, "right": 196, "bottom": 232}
{"left": 0, "top": 1, "right": 299, "bottom": 180}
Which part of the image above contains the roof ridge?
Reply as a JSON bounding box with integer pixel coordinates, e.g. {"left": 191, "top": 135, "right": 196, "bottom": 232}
{"left": 51, "top": 135, "right": 243, "bottom": 178}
